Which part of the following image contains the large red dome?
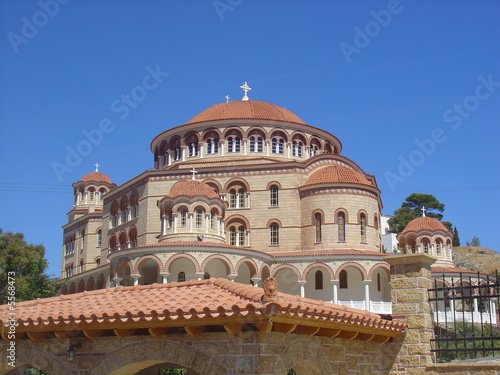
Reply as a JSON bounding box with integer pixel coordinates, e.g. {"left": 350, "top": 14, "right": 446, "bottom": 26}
{"left": 167, "top": 180, "right": 219, "bottom": 200}
{"left": 302, "top": 165, "right": 373, "bottom": 187}
{"left": 79, "top": 171, "right": 112, "bottom": 184}
{"left": 185, "top": 100, "right": 306, "bottom": 125}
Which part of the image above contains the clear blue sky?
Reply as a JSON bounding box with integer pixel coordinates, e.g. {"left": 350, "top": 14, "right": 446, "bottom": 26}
{"left": 1, "top": 0, "right": 499, "bottom": 278}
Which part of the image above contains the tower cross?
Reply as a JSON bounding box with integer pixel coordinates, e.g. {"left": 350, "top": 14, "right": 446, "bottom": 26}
{"left": 421, "top": 206, "right": 426, "bottom": 217}
{"left": 240, "top": 82, "right": 251, "bottom": 101}
{"left": 225, "top": 95, "right": 230, "bottom": 103}
{"left": 94, "top": 162, "right": 100, "bottom": 172}
{"left": 190, "top": 168, "right": 198, "bottom": 180}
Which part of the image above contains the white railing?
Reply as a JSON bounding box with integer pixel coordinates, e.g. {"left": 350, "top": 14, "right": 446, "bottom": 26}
{"left": 337, "top": 300, "right": 392, "bottom": 314}
{"left": 434, "top": 311, "right": 497, "bottom": 325}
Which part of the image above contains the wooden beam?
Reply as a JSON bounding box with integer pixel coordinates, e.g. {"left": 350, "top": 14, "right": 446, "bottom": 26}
{"left": 255, "top": 321, "right": 273, "bottom": 333}
{"left": 224, "top": 323, "right": 243, "bottom": 335}
{"left": 371, "top": 335, "right": 391, "bottom": 344}
{"left": 53, "top": 330, "right": 80, "bottom": 339}
{"left": 356, "top": 333, "right": 375, "bottom": 342}
{"left": 113, "top": 329, "right": 135, "bottom": 338}
{"left": 316, "top": 328, "right": 340, "bottom": 338}
{"left": 292, "top": 325, "right": 320, "bottom": 336}
{"left": 83, "top": 330, "right": 104, "bottom": 339}
{"left": 27, "top": 332, "right": 48, "bottom": 340}
{"left": 336, "top": 331, "right": 359, "bottom": 340}
{"left": 184, "top": 326, "right": 205, "bottom": 336}
{"left": 272, "top": 322, "right": 297, "bottom": 334}
{"left": 148, "top": 327, "right": 169, "bottom": 337}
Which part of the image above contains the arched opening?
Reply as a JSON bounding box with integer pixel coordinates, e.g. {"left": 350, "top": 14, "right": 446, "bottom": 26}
{"left": 234, "top": 260, "right": 257, "bottom": 285}
{"left": 168, "top": 257, "right": 197, "bottom": 283}
{"left": 138, "top": 258, "right": 161, "bottom": 285}
{"left": 274, "top": 268, "right": 300, "bottom": 295}
{"left": 337, "top": 266, "right": 365, "bottom": 309}
{"left": 203, "top": 258, "right": 230, "bottom": 279}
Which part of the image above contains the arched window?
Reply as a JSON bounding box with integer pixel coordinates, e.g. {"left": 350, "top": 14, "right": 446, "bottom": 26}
{"left": 97, "top": 230, "right": 102, "bottom": 248}
{"left": 204, "top": 272, "right": 210, "bottom": 279}
{"left": 339, "top": 270, "right": 348, "bottom": 289}
{"left": 269, "top": 185, "right": 279, "bottom": 207}
{"left": 188, "top": 142, "right": 198, "bottom": 157}
{"left": 238, "top": 226, "right": 245, "bottom": 246}
{"left": 315, "top": 213, "right": 322, "bottom": 242}
{"left": 272, "top": 138, "right": 284, "bottom": 154}
{"left": 360, "top": 213, "right": 366, "bottom": 242}
{"left": 315, "top": 270, "right": 323, "bottom": 290}
{"left": 180, "top": 209, "right": 187, "bottom": 227}
{"left": 436, "top": 239, "right": 442, "bottom": 255}
{"left": 228, "top": 224, "right": 245, "bottom": 246}
{"left": 89, "top": 188, "right": 95, "bottom": 201}
{"left": 338, "top": 212, "right": 346, "bottom": 241}
{"left": 195, "top": 209, "right": 203, "bottom": 228}
{"left": 229, "top": 227, "right": 237, "bottom": 246}
{"left": 377, "top": 273, "right": 381, "bottom": 292}
{"left": 423, "top": 239, "right": 430, "bottom": 254}
{"left": 227, "top": 137, "right": 241, "bottom": 152}
{"left": 250, "top": 136, "right": 263, "bottom": 152}
{"left": 206, "top": 138, "right": 219, "bottom": 154}
{"left": 178, "top": 272, "right": 185, "bottom": 282}
{"left": 292, "top": 141, "right": 303, "bottom": 157}
{"left": 96, "top": 258, "right": 101, "bottom": 267}
{"left": 270, "top": 223, "right": 279, "bottom": 245}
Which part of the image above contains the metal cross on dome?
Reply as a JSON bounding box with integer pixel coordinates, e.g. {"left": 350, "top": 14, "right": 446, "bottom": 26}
{"left": 225, "top": 95, "right": 230, "bottom": 103}
{"left": 240, "top": 82, "right": 251, "bottom": 101}
{"left": 421, "top": 206, "right": 426, "bottom": 217}
{"left": 94, "top": 163, "right": 100, "bottom": 172}
{"left": 190, "top": 167, "right": 198, "bottom": 180}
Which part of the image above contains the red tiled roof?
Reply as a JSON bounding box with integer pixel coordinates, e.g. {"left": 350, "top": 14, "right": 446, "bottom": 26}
{"left": 79, "top": 171, "right": 113, "bottom": 184}
{"left": 0, "top": 279, "right": 405, "bottom": 342}
{"left": 432, "top": 266, "right": 478, "bottom": 275}
{"left": 401, "top": 217, "right": 451, "bottom": 234}
{"left": 186, "top": 100, "right": 306, "bottom": 125}
{"left": 268, "top": 249, "right": 386, "bottom": 257}
{"left": 166, "top": 180, "right": 219, "bottom": 199}
{"left": 302, "top": 165, "right": 372, "bottom": 187}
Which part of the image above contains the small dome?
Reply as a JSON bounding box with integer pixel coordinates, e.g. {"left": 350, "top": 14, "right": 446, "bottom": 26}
{"left": 79, "top": 171, "right": 112, "bottom": 184}
{"left": 401, "top": 216, "right": 451, "bottom": 234}
{"left": 167, "top": 180, "right": 219, "bottom": 200}
{"left": 302, "top": 165, "right": 372, "bottom": 187}
{"left": 185, "top": 100, "right": 306, "bottom": 125}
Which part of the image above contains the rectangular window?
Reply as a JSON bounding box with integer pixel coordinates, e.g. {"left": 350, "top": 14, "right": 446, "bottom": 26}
{"left": 270, "top": 224, "right": 279, "bottom": 245}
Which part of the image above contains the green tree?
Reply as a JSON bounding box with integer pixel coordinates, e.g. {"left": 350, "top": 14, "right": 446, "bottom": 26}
{"left": 452, "top": 227, "right": 460, "bottom": 246}
{"left": 388, "top": 193, "right": 450, "bottom": 234}
{"left": 0, "top": 229, "right": 60, "bottom": 304}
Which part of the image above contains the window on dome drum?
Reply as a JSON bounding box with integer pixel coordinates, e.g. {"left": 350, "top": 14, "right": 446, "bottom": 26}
{"left": 178, "top": 272, "right": 185, "bottom": 282}
{"left": 173, "top": 148, "right": 181, "bottom": 161}
{"left": 206, "top": 138, "right": 219, "bottom": 154}
{"left": 195, "top": 209, "right": 203, "bottom": 228}
{"left": 89, "top": 189, "right": 94, "bottom": 201}
{"left": 271, "top": 138, "right": 284, "bottom": 154}
{"left": 204, "top": 272, "right": 210, "bottom": 280}
{"left": 339, "top": 270, "right": 348, "bottom": 289}
{"left": 210, "top": 212, "right": 216, "bottom": 229}
{"left": 249, "top": 136, "right": 263, "bottom": 152}
{"left": 270, "top": 223, "right": 279, "bottom": 245}
{"left": 227, "top": 137, "right": 241, "bottom": 152}
{"left": 180, "top": 209, "right": 187, "bottom": 227}
{"left": 292, "top": 141, "right": 303, "bottom": 157}
{"left": 423, "top": 239, "right": 430, "bottom": 254}
{"left": 97, "top": 230, "right": 102, "bottom": 248}
{"left": 188, "top": 142, "right": 198, "bottom": 157}
{"left": 310, "top": 145, "right": 319, "bottom": 156}
{"left": 436, "top": 239, "right": 442, "bottom": 255}
{"left": 315, "top": 270, "right": 323, "bottom": 290}
{"left": 360, "top": 213, "right": 366, "bottom": 242}
{"left": 269, "top": 185, "right": 279, "bottom": 207}
{"left": 338, "top": 212, "right": 346, "bottom": 241}
{"left": 315, "top": 213, "right": 322, "bottom": 242}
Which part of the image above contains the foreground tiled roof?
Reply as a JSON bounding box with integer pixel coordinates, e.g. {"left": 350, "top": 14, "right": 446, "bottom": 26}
{"left": 0, "top": 279, "right": 405, "bottom": 343}
{"left": 401, "top": 217, "right": 451, "bottom": 234}
{"left": 78, "top": 171, "right": 113, "bottom": 184}
{"left": 302, "top": 165, "right": 372, "bottom": 187}
{"left": 166, "top": 180, "right": 219, "bottom": 199}
{"left": 186, "top": 100, "right": 306, "bottom": 125}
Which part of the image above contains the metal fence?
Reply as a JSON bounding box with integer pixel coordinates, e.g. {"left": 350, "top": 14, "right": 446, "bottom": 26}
{"left": 428, "top": 271, "right": 500, "bottom": 362}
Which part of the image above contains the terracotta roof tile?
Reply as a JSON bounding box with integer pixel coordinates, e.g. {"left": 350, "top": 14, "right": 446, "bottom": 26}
{"left": 166, "top": 180, "right": 219, "bottom": 199}
{"left": 432, "top": 266, "right": 479, "bottom": 275}
{"left": 0, "top": 279, "right": 405, "bottom": 341}
{"left": 303, "top": 165, "right": 372, "bottom": 187}
{"left": 79, "top": 171, "right": 113, "bottom": 184}
{"left": 401, "top": 217, "right": 451, "bottom": 234}
{"left": 186, "top": 100, "right": 306, "bottom": 125}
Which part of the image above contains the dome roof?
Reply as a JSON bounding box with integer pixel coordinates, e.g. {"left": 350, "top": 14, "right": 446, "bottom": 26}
{"left": 167, "top": 180, "right": 219, "bottom": 200}
{"left": 401, "top": 216, "right": 451, "bottom": 234}
{"left": 185, "top": 100, "right": 306, "bottom": 125}
{"left": 79, "top": 171, "right": 113, "bottom": 184}
{"left": 302, "top": 165, "right": 372, "bottom": 187}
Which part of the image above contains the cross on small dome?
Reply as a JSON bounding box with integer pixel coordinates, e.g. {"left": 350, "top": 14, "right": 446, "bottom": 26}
{"left": 240, "top": 82, "right": 251, "bottom": 101}
{"left": 225, "top": 95, "right": 230, "bottom": 103}
{"left": 94, "top": 162, "right": 100, "bottom": 172}
{"left": 421, "top": 206, "right": 426, "bottom": 217}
